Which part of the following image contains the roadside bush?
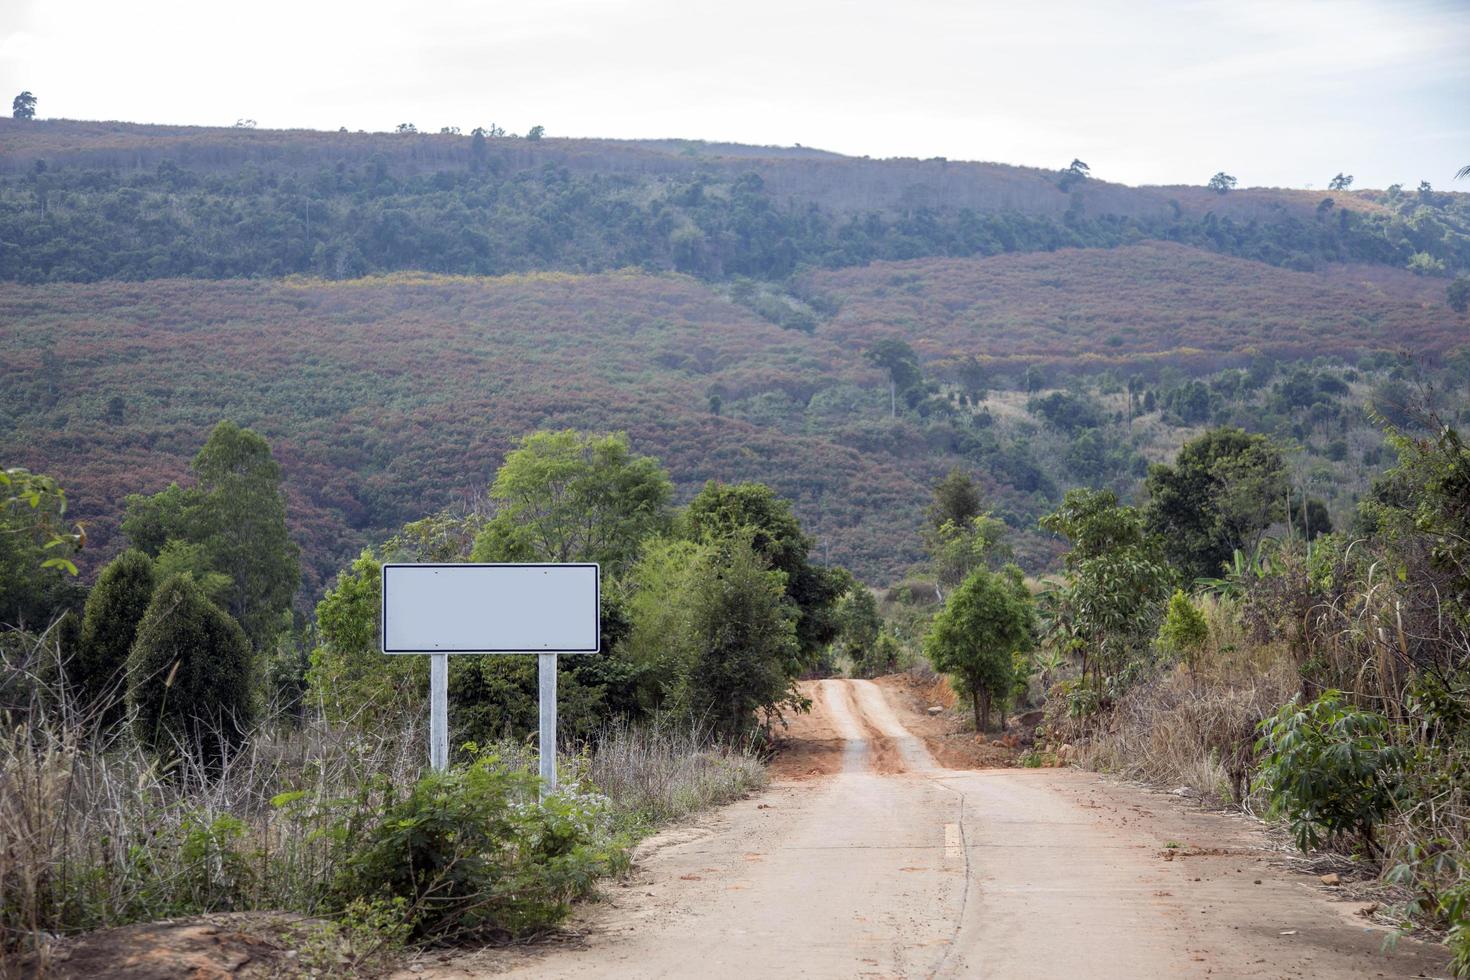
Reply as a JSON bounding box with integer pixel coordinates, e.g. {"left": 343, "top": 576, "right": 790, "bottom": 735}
{"left": 76, "top": 549, "right": 155, "bottom": 726}
{"left": 128, "top": 574, "right": 255, "bottom": 767}
{"left": 1157, "top": 589, "right": 1209, "bottom": 674}
{"left": 1256, "top": 691, "right": 1407, "bottom": 854}
{"left": 330, "top": 753, "right": 622, "bottom": 940}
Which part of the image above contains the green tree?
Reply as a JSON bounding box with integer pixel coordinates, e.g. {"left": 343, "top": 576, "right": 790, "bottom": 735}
{"left": 926, "top": 514, "right": 1009, "bottom": 591}
{"left": 926, "top": 468, "right": 982, "bottom": 530}
{"left": 1156, "top": 589, "right": 1208, "bottom": 674}
{"left": 675, "top": 535, "right": 801, "bottom": 741}
{"left": 1057, "top": 158, "right": 1090, "bottom": 191}
{"left": 833, "top": 583, "right": 884, "bottom": 677}
{"left": 473, "top": 430, "right": 672, "bottom": 574}
{"left": 864, "top": 338, "right": 921, "bottom": 417}
{"left": 305, "top": 550, "right": 424, "bottom": 726}
{"left": 190, "top": 421, "right": 300, "bottom": 648}
{"left": 1208, "top": 172, "right": 1237, "bottom": 194}
{"left": 1, "top": 466, "right": 86, "bottom": 629}
{"left": 76, "top": 549, "right": 156, "bottom": 724}
{"left": 921, "top": 468, "right": 1009, "bottom": 589}
{"left": 684, "top": 481, "right": 845, "bottom": 664}
{"left": 1040, "top": 489, "right": 1173, "bottom": 690}
{"left": 1328, "top": 173, "right": 1354, "bottom": 191}
{"left": 122, "top": 421, "right": 300, "bottom": 654}
{"left": 1144, "top": 427, "right": 1288, "bottom": 582}
{"left": 128, "top": 574, "right": 255, "bottom": 766}
{"left": 2, "top": 465, "right": 83, "bottom": 574}
{"left": 1448, "top": 275, "right": 1470, "bottom": 315}
{"left": 526, "top": 125, "right": 545, "bottom": 141}
{"left": 11, "top": 91, "right": 36, "bottom": 120}
{"left": 621, "top": 537, "right": 708, "bottom": 703}
{"left": 925, "top": 566, "right": 1034, "bottom": 732}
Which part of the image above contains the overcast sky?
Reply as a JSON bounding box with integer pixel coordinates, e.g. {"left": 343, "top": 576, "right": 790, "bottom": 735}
{"left": 2, "top": 0, "right": 1466, "bottom": 189}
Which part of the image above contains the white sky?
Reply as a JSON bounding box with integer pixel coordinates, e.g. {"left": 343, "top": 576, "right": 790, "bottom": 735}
{"left": 2, "top": 0, "right": 1466, "bottom": 189}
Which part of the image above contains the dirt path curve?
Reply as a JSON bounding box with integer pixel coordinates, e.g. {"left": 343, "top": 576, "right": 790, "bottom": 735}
{"left": 412, "top": 679, "right": 1448, "bottom": 979}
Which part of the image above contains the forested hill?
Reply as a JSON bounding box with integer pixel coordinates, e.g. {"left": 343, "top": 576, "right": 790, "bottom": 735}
{"left": 2, "top": 118, "right": 1468, "bottom": 595}
{"left": 2, "top": 118, "right": 1468, "bottom": 284}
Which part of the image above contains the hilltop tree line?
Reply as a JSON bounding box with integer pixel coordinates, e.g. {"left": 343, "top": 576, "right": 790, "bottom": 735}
{"left": 2, "top": 156, "right": 1468, "bottom": 287}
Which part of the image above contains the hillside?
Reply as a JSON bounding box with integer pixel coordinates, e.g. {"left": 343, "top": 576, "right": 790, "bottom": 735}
{"left": 808, "top": 244, "right": 1460, "bottom": 370}
{"left": 4, "top": 119, "right": 1468, "bottom": 287}
{"left": 4, "top": 240, "right": 1465, "bottom": 592}
{"left": 0, "top": 118, "right": 1395, "bottom": 220}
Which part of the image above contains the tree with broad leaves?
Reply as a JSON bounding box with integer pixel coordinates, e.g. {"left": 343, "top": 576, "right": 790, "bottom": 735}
{"left": 471, "top": 429, "right": 672, "bottom": 575}
{"left": 12, "top": 91, "right": 36, "bottom": 120}
{"left": 925, "top": 565, "right": 1034, "bottom": 732}
{"left": 1144, "top": 426, "right": 1288, "bottom": 583}
{"left": 1040, "top": 488, "right": 1172, "bottom": 693}
{"left": 864, "top": 338, "right": 921, "bottom": 418}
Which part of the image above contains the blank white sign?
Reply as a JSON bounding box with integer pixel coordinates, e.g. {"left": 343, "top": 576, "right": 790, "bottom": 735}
{"left": 381, "top": 563, "right": 600, "bottom": 653}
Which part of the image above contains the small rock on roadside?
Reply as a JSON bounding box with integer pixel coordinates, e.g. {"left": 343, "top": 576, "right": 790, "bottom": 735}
{"left": 1320, "top": 873, "right": 1341, "bottom": 886}
{"left": 927, "top": 706, "right": 943, "bottom": 715}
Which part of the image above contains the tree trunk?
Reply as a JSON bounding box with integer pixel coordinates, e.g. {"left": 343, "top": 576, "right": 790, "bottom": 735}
{"left": 971, "top": 686, "right": 983, "bottom": 733}
{"left": 980, "top": 691, "right": 991, "bottom": 733}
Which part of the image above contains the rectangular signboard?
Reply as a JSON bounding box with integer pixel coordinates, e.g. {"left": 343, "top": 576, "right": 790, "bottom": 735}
{"left": 381, "top": 563, "right": 600, "bottom": 654}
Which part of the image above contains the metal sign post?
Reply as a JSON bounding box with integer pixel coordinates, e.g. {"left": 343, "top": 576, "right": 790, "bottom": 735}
{"left": 381, "top": 563, "right": 599, "bottom": 790}
{"left": 430, "top": 652, "right": 449, "bottom": 771}
{"left": 538, "top": 653, "right": 557, "bottom": 789}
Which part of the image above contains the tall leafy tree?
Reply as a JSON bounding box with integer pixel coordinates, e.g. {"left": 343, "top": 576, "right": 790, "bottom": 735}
{"left": 1144, "top": 427, "right": 1288, "bottom": 582}
{"left": 864, "top": 339, "right": 921, "bottom": 418}
{"left": 473, "top": 430, "right": 672, "bottom": 574}
{"left": 925, "top": 566, "right": 1034, "bottom": 732}
{"left": 1040, "top": 488, "right": 1173, "bottom": 689}
{"left": 1, "top": 466, "right": 86, "bottom": 628}
{"left": 923, "top": 469, "right": 1009, "bottom": 591}
{"left": 833, "top": 582, "right": 888, "bottom": 678}
{"left": 305, "top": 549, "right": 424, "bottom": 726}
{"left": 11, "top": 91, "right": 36, "bottom": 120}
{"left": 676, "top": 535, "right": 800, "bottom": 740}
{"left": 684, "top": 481, "right": 845, "bottom": 664}
{"left": 77, "top": 549, "right": 155, "bottom": 724}
{"left": 122, "top": 422, "right": 300, "bottom": 653}
{"left": 926, "top": 468, "right": 982, "bottom": 530}
{"left": 128, "top": 574, "right": 254, "bottom": 766}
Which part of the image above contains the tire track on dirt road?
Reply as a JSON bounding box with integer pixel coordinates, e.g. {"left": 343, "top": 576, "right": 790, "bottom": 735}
{"left": 414, "top": 679, "right": 1450, "bottom": 979}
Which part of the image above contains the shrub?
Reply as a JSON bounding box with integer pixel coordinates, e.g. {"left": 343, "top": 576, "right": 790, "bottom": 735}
{"left": 77, "top": 549, "right": 155, "bottom": 726}
{"left": 331, "top": 753, "right": 621, "bottom": 940}
{"left": 1157, "top": 589, "right": 1209, "bottom": 673}
{"left": 1256, "top": 691, "right": 1406, "bottom": 853}
{"left": 127, "top": 574, "right": 254, "bottom": 766}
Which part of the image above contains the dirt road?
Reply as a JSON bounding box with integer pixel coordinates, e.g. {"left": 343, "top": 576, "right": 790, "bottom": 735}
{"left": 419, "top": 679, "right": 1448, "bottom": 979}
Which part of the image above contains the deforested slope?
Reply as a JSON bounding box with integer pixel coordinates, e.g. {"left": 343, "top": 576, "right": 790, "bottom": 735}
{"left": 3, "top": 241, "right": 1461, "bottom": 590}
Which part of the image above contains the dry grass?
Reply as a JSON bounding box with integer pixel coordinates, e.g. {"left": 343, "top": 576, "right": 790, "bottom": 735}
{"left": 1078, "top": 663, "right": 1296, "bottom": 808}
{"left": 577, "top": 719, "right": 766, "bottom": 829}
{"left": 1059, "top": 596, "right": 1298, "bottom": 808}
{"left": 0, "top": 640, "right": 767, "bottom": 961}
